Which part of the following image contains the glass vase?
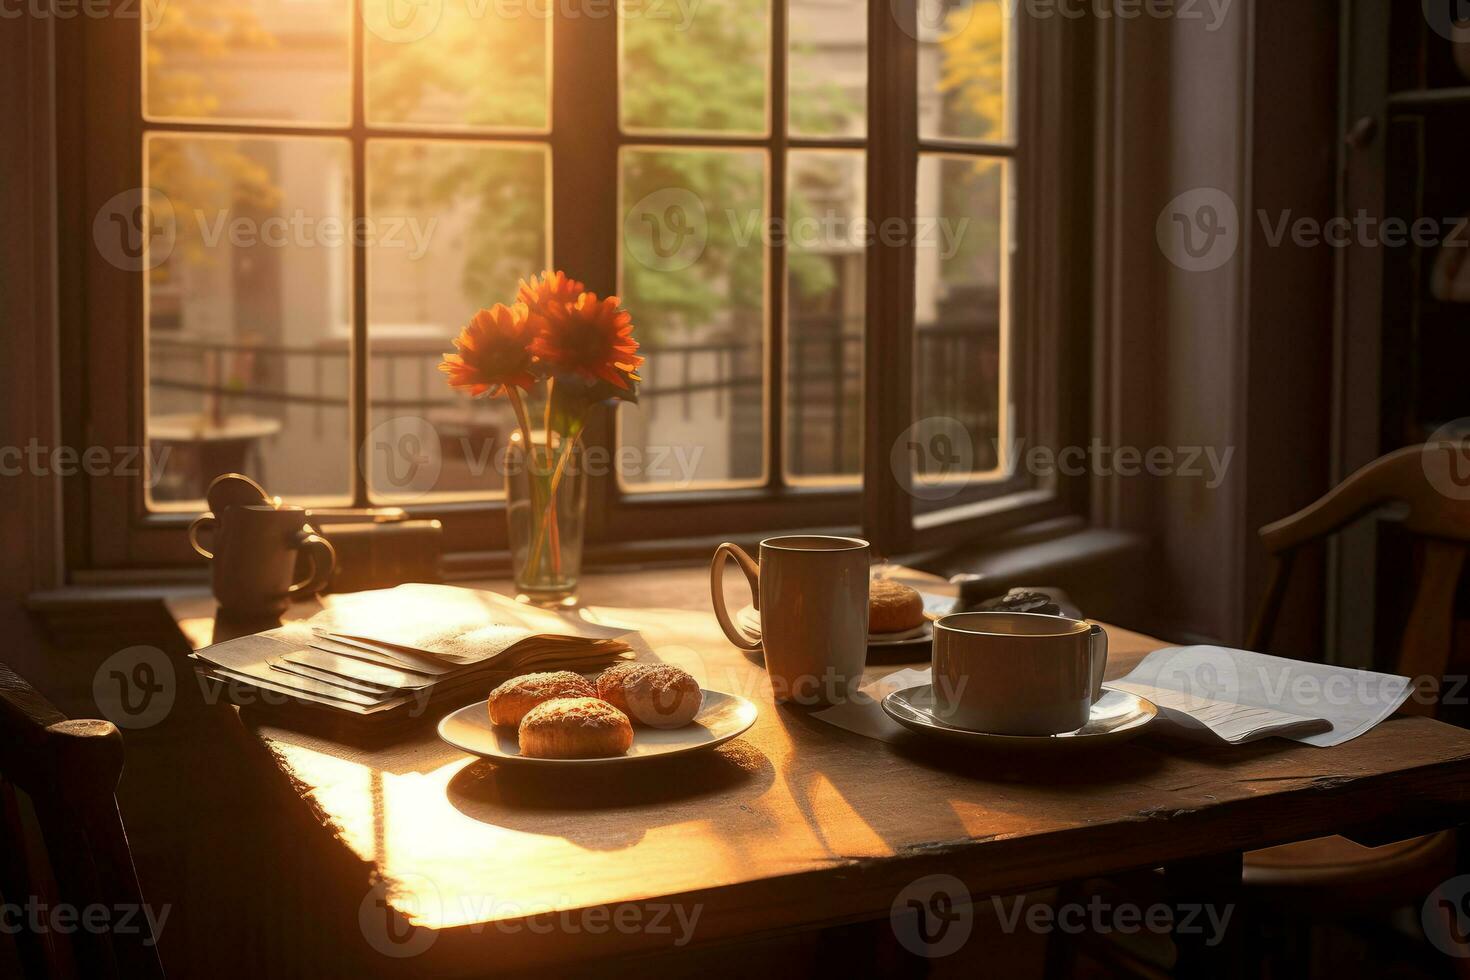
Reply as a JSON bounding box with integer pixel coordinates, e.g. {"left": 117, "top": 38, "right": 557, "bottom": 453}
{"left": 506, "top": 435, "right": 585, "bottom": 606}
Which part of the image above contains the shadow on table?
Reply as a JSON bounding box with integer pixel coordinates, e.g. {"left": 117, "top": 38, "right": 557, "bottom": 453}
{"left": 444, "top": 738, "right": 776, "bottom": 851}
{"left": 884, "top": 727, "right": 1173, "bottom": 784}
{"left": 771, "top": 701, "right": 1181, "bottom": 860}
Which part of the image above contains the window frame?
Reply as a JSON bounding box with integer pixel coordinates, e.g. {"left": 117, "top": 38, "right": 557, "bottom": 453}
{"left": 61, "top": 0, "right": 1088, "bottom": 571}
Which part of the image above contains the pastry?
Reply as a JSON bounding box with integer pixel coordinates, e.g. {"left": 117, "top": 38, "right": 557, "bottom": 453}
{"left": 868, "top": 580, "right": 925, "bottom": 633}
{"left": 487, "top": 671, "right": 596, "bottom": 727}
{"left": 596, "top": 663, "right": 702, "bottom": 728}
{"left": 518, "top": 697, "right": 634, "bottom": 759}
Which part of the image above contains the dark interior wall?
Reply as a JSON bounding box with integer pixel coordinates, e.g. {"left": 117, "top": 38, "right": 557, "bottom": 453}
{"left": 1240, "top": 0, "right": 1340, "bottom": 657}
{"left": 1092, "top": 0, "right": 1342, "bottom": 647}
{"left": 0, "top": 16, "right": 62, "bottom": 599}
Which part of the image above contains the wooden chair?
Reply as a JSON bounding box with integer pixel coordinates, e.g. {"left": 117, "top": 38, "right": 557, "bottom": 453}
{"left": 0, "top": 662, "right": 165, "bottom": 979}
{"left": 1242, "top": 442, "right": 1470, "bottom": 948}
{"left": 1055, "top": 443, "right": 1470, "bottom": 976}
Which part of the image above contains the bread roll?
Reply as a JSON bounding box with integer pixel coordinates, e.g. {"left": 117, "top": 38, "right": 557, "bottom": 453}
{"left": 597, "top": 663, "right": 702, "bottom": 729}
{"left": 518, "top": 697, "right": 634, "bottom": 759}
{"left": 868, "top": 580, "right": 925, "bottom": 633}
{"left": 487, "top": 671, "right": 596, "bottom": 727}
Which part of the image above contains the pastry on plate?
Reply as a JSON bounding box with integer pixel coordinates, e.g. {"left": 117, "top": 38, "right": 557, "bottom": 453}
{"left": 487, "top": 671, "right": 596, "bottom": 727}
{"left": 518, "top": 697, "right": 635, "bottom": 759}
{"left": 597, "top": 663, "right": 702, "bottom": 729}
{"left": 868, "top": 580, "right": 925, "bottom": 633}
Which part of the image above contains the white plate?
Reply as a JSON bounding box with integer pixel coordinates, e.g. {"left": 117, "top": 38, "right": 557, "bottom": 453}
{"left": 437, "top": 690, "right": 759, "bottom": 767}
{"left": 736, "top": 605, "right": 933, "bottom": 647}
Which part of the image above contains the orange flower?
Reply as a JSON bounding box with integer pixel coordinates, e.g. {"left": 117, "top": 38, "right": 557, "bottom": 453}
{"left": 516, "top": 270, "right": 585, "bottom": 316}
{"left": 531, "top": 292, "right": 644, "bottom": 390}
{"left": 438, "top": 303, "right": 540, "bottom": 396}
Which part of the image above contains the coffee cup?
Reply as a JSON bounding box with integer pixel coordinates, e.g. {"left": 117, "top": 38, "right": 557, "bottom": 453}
{"left": 710, "top": 536, "right": 869, "bottom": 705}
{"left": 931, "top": 612, "right": 1107, "bottom": 735}
{"left": 189, "top": 503, "right": 336, "bottom": 618}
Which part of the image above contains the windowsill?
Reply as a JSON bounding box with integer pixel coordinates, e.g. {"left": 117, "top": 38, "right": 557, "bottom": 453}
{"left": 27, "top": 518, "right": 1151, "bottom": 645}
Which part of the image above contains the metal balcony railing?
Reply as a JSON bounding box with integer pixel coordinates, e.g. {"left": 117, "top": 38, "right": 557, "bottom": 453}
{"left": 148, "top": 313, "right": 999, "bottom": 478}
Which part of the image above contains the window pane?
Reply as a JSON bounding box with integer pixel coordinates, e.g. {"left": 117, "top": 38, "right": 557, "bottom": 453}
{"left": 144, "top": 135, "right": 353, "bottom": 507}
{"left": 364, "top": 0, "right": 549, "bottom": 131}
{"left": 789, "top": 0, "right": 867, "bottom": 138}
{"left": 619, "top": 148, "right": 767, "bottom": 489}
{"left": 145, "top": 0, "right": 351, "bottom": 125}
{"left": 786, "top": 150, "right": 863, "bottom": 482}
{"left": 620, "top": 0, "right": 769, "bottom": 135}
{"left": 365, "top": 140, "right": 550, "bottom": 501}
{"left": 917, "top": 0, "right": 1010, "bottom": 143}
{"left": 911, "top": 154, "right": 1007, "bottom": 486}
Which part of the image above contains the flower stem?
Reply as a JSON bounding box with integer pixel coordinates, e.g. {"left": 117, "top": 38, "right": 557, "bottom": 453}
{"left": 525, "top": 426, "right": 583, "bottom": 581}
{"left": 505, "top": 386, "right": 536, "bottom": 453}
{"left": 506, "top": 387, "right": 551, "bottom": 583}
{"left": 541, "top": 378, "right": 561, "bottom": 578}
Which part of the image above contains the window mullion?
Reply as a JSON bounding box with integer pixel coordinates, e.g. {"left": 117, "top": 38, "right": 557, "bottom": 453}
{"left": 350, "top": 0, "right": 369, "bottom": 507}
{"left": 863, "top": 0, "right": 919, "bottom": 554}
{"left": 553, "top": 2, "right": 621, "bottom": 541}
{"left": 769, "top": 0, "right": 789, "bottom": 489}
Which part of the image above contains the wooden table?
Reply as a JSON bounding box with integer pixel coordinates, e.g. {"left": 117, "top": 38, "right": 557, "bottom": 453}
{"left": 166, "top": 567, "right": 1470, "bottom": 976}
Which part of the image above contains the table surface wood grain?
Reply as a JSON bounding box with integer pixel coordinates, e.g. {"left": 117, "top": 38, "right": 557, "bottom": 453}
{"left": 165, "top": 567, "right": 1470, "bottom": 974}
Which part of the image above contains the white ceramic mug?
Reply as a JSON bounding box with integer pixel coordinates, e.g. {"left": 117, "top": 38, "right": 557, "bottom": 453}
{"left": 710, "top": 536, "right": 870, "bottom": 705}
{"left": 931, "top": 612, "right": 1108, "bottom": 735}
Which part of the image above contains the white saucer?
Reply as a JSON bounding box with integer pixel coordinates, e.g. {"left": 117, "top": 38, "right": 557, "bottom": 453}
{"left": 880, "top": 686, "right": 1157, "bottom": 750}
{"left": 736, "top": 605, "right": 933, "bottom": 647}
{"left": 437, "top": 690, "right": 758, "bottom": 767}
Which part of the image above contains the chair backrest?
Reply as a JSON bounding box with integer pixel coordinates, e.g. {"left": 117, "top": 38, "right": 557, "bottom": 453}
{"left": 0, "top": 662, "right": 164, "bottom": 979}
{"left": 1247, "top": 442, "right": 1470, "bottom": 717}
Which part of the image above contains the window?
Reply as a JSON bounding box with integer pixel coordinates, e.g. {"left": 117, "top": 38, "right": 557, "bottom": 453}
{"left": 70, "top": 0, "right": 1084, "bottom": 567}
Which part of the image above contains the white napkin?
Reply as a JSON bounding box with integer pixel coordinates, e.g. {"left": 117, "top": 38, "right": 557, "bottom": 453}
{"left": 811, "top": 668, "right": 934, "bottom": 744}
{"left": 1108, "top": 646, "right": 1412, "bottom": 747}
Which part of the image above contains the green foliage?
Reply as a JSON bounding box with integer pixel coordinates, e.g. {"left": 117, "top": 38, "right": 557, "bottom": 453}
{"left": 148, "top": 0, "right": 863, "bottom": 343}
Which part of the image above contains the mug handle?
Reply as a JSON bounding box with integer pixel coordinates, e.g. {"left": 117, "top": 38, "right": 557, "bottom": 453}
{"left": 1087, "top": 623, "right": 1109, "bottom": 703}
{"left": 710, "top": 542, "right": 762, "bottom": 651}
{"left": 288, "top": 529, "right": 337, "bottom": 596}
{"left": 188, "top": 514, "right": 217, "bottom": 559}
